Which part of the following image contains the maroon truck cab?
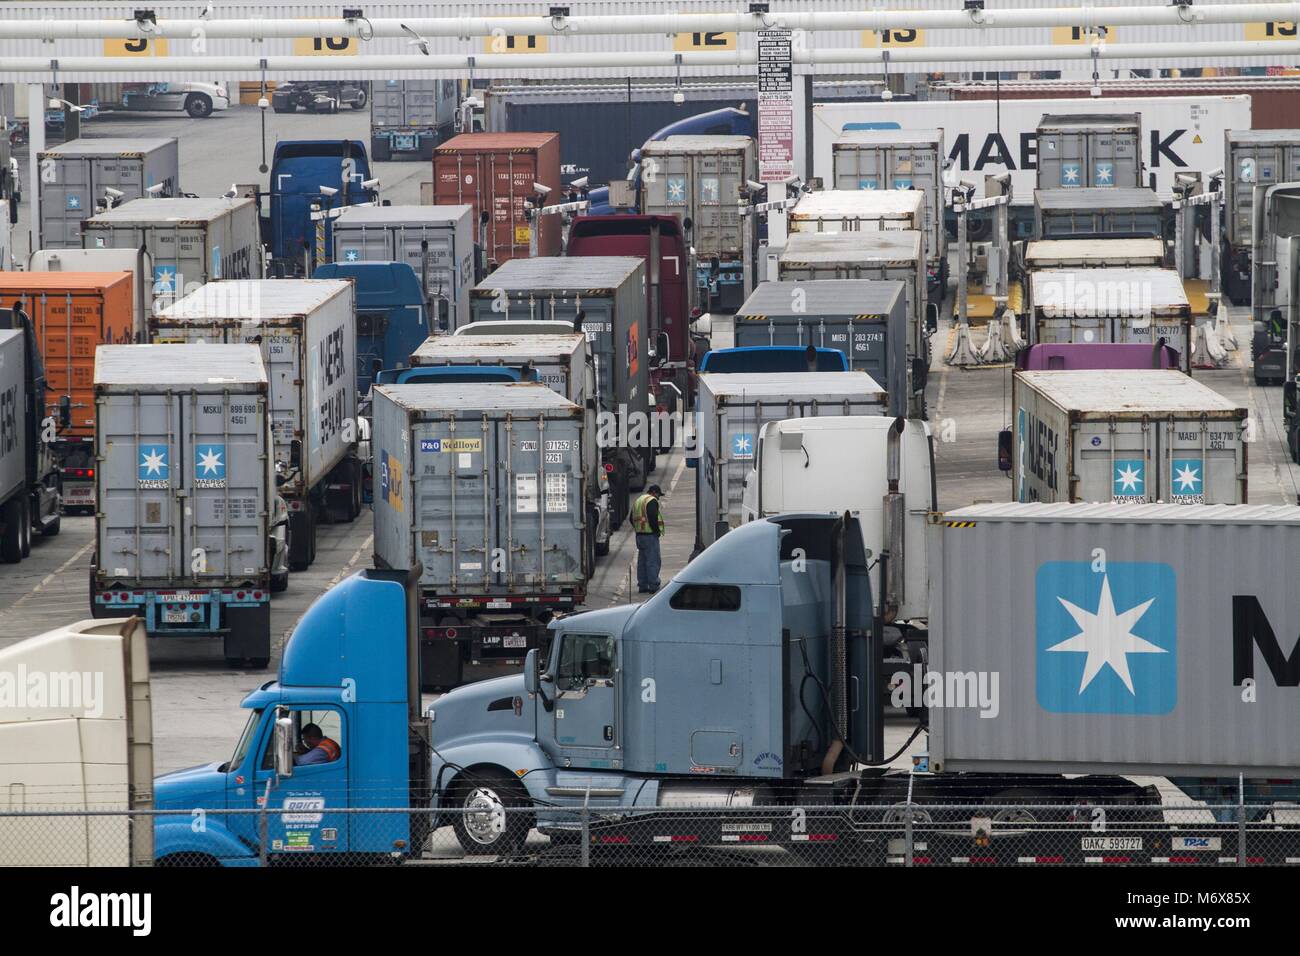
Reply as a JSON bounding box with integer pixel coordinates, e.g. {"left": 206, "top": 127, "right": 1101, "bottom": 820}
{"left": 567, "top": 215, "right": 693, "bottom": 442}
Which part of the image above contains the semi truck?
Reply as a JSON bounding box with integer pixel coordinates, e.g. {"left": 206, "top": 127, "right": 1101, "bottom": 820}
{"left": 829, "top": 129, "right": 946, "bottom": 297}
{"left": 371, "top": 382, "right": 592, "bottom": 690}
{"left": 406, "top": 331, "right": 612, "bottom": 557}
{"left": 1008, "top": 370, "right": 1247, "bottom": 505}
{"left": 262, "top": 140, "right": 378, "bottom": 277}
{"left": 150, "top": 280, "right": 362, "bottom": 571}
{"left": 0, "top": 616, "right": 153, "bottom": 866}
{"left": 1223, "top": 129, "right": 1300, "bottom": 304}
{"left": 90, "top": 344, "right": 279, "bottom": 666}
{"left": 370, "top": 79, "right": 457, "bottom": 161}
{"left": 36, "top": 138, "right": 179, "bottom": 249}
{"left": 0, "top": 310, "right": 63, "bottom": 562}
{"left": 468, "top": 256, "right": 654, "bottom": 522}
{"left": 0, "top": 271, "right": 134, "bottom": 511}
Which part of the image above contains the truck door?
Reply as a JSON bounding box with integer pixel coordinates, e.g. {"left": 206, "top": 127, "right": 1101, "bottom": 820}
{"left": 551, "top": 632, "right": 618, "bottom": 764}
{"left": 255, "top": 707, "right": 352, "bottom": 855}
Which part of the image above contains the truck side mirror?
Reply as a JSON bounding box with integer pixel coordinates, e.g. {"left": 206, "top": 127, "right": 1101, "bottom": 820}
{"left": 8, "top": 201, "right": 16, "bottom": 226}
{"left": 524, "top": 648, "right": 540, "bottom": 695}
{"left": 654, "top": 330, "right": 670, "bottom": 368}
{"left": 926, "top": 301, "right": 940, "bottom": 334}
{"left": 911, "top": 357, "right": 929, "bottom": 393}
{"left": 438, "top": 299, "right": 450, "bottom": 332}
{"left": 997, "top": 429, "right": 1013, "bottom": 473}
{"left": 290, "top": 439, "right": 302, "bottom": 469}
{"left": 273, "top": 712, "right": 295, "bottom": 778}
{"left": 58, "top": 394, "right": 71, "bottom": 429}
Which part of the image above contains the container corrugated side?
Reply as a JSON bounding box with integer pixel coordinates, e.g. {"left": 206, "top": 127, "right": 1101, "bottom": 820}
{"left": 930, "top": 503, "right": 1300, "bottom": 776}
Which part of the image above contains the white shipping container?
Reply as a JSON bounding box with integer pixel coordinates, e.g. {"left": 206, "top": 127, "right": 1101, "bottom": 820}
{"left": 1023, "top": 237, "right": 1166, "bottom": 272}
{"left": 1012, "top": 369, "right": 1247, "bottom": 505}
{"left": 789, "top": 189, "right": 924, "bottom": 235}
{"left": 151, "top": 280, "right": 357, "bottom": 498}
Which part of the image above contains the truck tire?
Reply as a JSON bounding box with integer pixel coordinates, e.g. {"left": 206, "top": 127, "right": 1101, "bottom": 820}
{"left": 449, "top": 769, "right": 533, "bottom": 855}
{"left": 1, "top": 497, "right": 23, "bottom": 563}
{"left": 593, "top": 503, "right": 610, "bottom": 557}
{"left": 307, "top": 504, "right": 318, "bottom": 564}
{"left": 288, "top": 505, "right": 312, "bottom": 571}
{"left": 349, "top": 458, "right": 363, "bottom": 520}
{"left": 223, "top": 603, "right": 272, "bottom": 669}
{"left": 370, "top": 137, "right": 392, "bottom": 162}
{"left": 19, "top": 497, "right": 32, "bottom": 558}
{"left": 185, "top": 94, "right": 214, "bottom": 118}
{"left": 350, "top": 88, "right": 368, "bottom": 110}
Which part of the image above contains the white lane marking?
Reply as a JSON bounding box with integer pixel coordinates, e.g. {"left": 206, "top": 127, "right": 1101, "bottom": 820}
{"left": 11, "top": 540, "right": 94, "bottom": 610}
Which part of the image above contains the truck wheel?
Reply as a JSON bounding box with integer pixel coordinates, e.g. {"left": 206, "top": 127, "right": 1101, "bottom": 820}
{"left": 185, "top": 94, "right": 214, "bottom": 118}
{"left": 307, "top": 503, "right": 317, "bottom": 564}
{"left": 449, "top": 770, "right": 533, "bottom": 855}
{"left": 1, "top": 498, "right": 23, "bottom": 563}
{"left": 288, "top": 506, "right": 311, "bottom": 571}
{"left": 19, "top": 497, "right": 32, "bottom": 557}
{"left": 350, "top": 88, "right": 367, "bottom": 110}
{"left": 349, "top": 458, "right": 363, "bottom": 520}
{"left": 271, "top": 570, "right": 289, "bottom": 593}
{"left": 370, "top": 137, "right": 392, "bottom": 162}
{"left": 223, "top": 603, "right": 272, "bottom": 669}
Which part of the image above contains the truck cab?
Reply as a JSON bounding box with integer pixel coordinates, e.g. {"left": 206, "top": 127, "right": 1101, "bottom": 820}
{"left": 153, "top": 568, "right": 429, "bottom": 865}
{"left": 697, "top": 345, "right": 850, "bottom": 374}
{"left": 265, "top": 141, "right": 377, "bottom": 276}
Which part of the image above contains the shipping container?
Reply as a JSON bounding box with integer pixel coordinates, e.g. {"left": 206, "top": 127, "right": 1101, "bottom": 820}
{"left": 726, "top": 279, "right": 910, "bottom": 417}
{"left": 1028, "top": 267, "right": 1193, "bottom": 369}
{"left": 0, "top": 329, "right": 28, "bottom": 508}
{"left": 775, "top": 231, "right": 928, "bottom": 397}
{"left": 36, "top": 138, "right": 179, "bottom": 249}
{"left": 330, "top": 203, "right": 475, "bottom": 331}
{"left": 1012, "top": 369, "right": 1246, "bottom": 505}
{"left": 829, "top": 129, "right": 945, "bottom": 287}
{"left": 1223, "top": 129, "right": 1300, "bottom": 303}
{"left": 370, "top": 79, "right": 457, "bottom": 162}
{"left": 372, "top": 381, "right": 589, "bottom": 687}
{"left": 1015, "top": 342, "right": 1183, "bottom": 372}
{"left": 788, "top": 189, "right": 924, "bottom": 235}
{"left": 151, "top": 280, "right": 360, "bottom": 569}
{"left": 690, "top": 371, "right": 886, "bottom": 551}
{"left": 1035, "top": 113, "right": 1143, "bottom": 191}
{"left": 91, "top": 344, "right": 274, "bottom": 664}
{"left": 1034, "top": 188, "right": 1166, "bottom": 239}
{"left": 930, "top": 501, "right": 1300, "bottom": 777}
{"left": 0, "top": 272, "right": 134, "bottom": 511}
{"left": 1023, "top": 237, "right": 1166, "bottom": 272}
{"left": 81, "top": 197, "right": 264, "bottom": 321}
{"left": 432, "top": 132, "right": 562, "bottom": 265}
{"left": 27, "top": 246, "right": 153, "bottom": 335}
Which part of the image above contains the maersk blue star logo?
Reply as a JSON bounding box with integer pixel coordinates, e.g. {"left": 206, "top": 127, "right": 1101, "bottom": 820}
{"left": 1094, "top": 162, "right": 1114, "bottom": 186}
{"left": 732, "top": 433, "right": 754, "bottom": 459}
{"left": 344, "top": 249, "right": 360, "bottom": 261}
{"left": 138, "top": 445, "right": 169, "bottom": 486}
{"left": 1061, "top": 163, "right": 1081, "bottom": 186}
{"left": 666, "top": 177, "right": 686, "bottom": 204}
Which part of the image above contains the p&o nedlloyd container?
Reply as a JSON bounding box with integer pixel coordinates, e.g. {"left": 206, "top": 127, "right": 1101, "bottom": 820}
{"left": 1012, "top": 369, "right": 1247, "bottom": 505}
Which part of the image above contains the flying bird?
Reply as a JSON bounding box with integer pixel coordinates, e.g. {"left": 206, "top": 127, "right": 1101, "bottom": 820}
{"left": 400, "top": 23, "right": 430, "bottom": 55}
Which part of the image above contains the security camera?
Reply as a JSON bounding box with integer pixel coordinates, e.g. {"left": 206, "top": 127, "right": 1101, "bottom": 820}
{"left": 746, "top": 179, "right": 766, "bottom": 193}
{"left": 145, "top": 183, "right": 165, "bottom": 195}
{"left": 319, "top": 185, "right": 339, "bottom": 197}
{"left": 257, "top": 96, "right": 269, "bottom": 110}
{"left": 361, "top": 178, "right": 380, "bottom": 190}
{"left": 532, "top": 182, "right": 552, "bottom": 196}
{"left": 569, "top": 176, "right": 589, "bottom": 190}
{"left": 672, "top": 91, "right": 685, "bottom": 105}
{"left": 880, "top": 89, "right": 894, "bottom": 102}
{"left": 104, "top": 187, "right": 125, "bottom": 199}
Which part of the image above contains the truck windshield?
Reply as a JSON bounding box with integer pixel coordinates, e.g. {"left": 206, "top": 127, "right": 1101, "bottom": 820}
{"left": 226, "top": 709, "right": 264, "bottom": 773}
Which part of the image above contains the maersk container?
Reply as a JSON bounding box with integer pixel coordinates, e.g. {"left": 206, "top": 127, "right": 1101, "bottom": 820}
{"left": 726, "top": 279, "right": 911, "bottom": 418}
{"left": 1223, "top": 129, "right": 1300, "bottom": 302}
{"left": 639, "top": 135, "right": 755, "bottom": 261}
{"left": 81, "top": 197, "right": 264, "bottom": 321}
{"left": 1034, "top": 188, "right": 1165, "bottom": 239}
{"left": 1012, "top": 369, "right": 1246, "bottom": 506}
{"left": 91, "top": 344, "right": 273, "bottom": 664}
{"left": 1035, "top": 113, "right": 1143, "bottom": 191}
{"left": 150, "top": 279, "right": 357, "bottom": 510}
{"left": 930, "top": 502, "right": 1300, "bottom": 777}
{"left": 1023, "top": 237, "right": 1166, "bottom": 272}
{"left": 370, "top": 79, "right": 456, "bottom": 162}
{"left": 690, "top": 371, "right": 887, "bottom": 551}
{"left": 829, "top": 129, "right": 945, "bottom": 283}
{"left": 37, "top": 138, "right": 179, "bottom": 250}
{"left": 788, "top": 189, "right": 924, "bottom": 236}
{"left": 330, "top": 204, "right": 474, "bottom": 331}
{"left": 372, "top": 382, "right": 589, "bottom": 598}
{"left": 1028, "top": 267, "right": 1192, "bottom": 371}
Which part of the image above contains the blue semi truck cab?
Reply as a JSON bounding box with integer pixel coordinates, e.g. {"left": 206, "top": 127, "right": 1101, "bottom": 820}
{"left": 313, "top": 261, "right": 430, "bottom": 395}
{"left": 264, "top": 140, "right": 378, "bottom": 277}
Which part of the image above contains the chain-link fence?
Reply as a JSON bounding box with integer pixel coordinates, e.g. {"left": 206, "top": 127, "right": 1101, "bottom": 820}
{"left": 2, "top": 801, "right": 1299, "bottom": 866}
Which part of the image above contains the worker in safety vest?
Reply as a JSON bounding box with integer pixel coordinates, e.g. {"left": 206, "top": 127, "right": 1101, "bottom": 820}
{"left": 631, "top": 484, "right": 664, "bottom": 594}
{"left": 295, "top": 723, "right": 342, "bottom": 765}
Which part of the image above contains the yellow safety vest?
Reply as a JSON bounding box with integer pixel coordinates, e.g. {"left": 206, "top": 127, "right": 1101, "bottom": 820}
{"left": 631, "top": 493, "right": 663, "bottom": 536}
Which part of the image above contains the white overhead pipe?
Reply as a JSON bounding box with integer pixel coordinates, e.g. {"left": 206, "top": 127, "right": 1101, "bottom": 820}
{"left": 2, "top": 2, "right": 1300, "bottom": 40}
{"left": 7, "top": 39, "right": 1300, "bottom": 76}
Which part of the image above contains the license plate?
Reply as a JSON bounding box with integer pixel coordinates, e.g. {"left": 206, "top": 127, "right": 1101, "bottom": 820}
{"left": 162, "top": 608, "right": 191, "bottom": 623}
{"left": 395, "top": 135, "right": 415, "bottom": 150}
{"left": 65, "top": 487, "right": 93, "bottom": 500}
{"left": 1081, "top": 837, "right": 1142, "bottom": 851}
{"left": 157, "top": 591, "right": 201, "bottom": 603}
{"left": 503, "top": 635, "right": 528, "bottom": 649}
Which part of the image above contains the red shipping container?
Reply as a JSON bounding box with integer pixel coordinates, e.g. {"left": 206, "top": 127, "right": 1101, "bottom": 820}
{"left": 432, "top": 132, "right": 562, "bottom": 266}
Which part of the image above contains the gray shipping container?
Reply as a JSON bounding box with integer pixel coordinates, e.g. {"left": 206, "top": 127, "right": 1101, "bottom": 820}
{"left": 691, "top": 371, "right": 887, "bottom": 550}
{"left": 468, "top": 257, "right": 649, "bottom": 427}
{"left": 1034, "top": 188, "right": 1165, "bottom": 239}
{"left": 728, "top": 279, "right": 910, "bottom": 417}
{"left": 1223, "top": 129, "right": 1300, "bottom": 252}
{"left": 330, "top": 204, "right": 475, "bottom": 331}
{"left": 830, "top": 129, "right": 945, "bottom": 276}
{"left": 1035, "top": 113, "right": 1143, "bottom": 191}
{"left": 371, "top": 79, "right": 456, "bottom": 132}
{"left": 372, "top": 382, "right": 589, "bottom": 596}
{"left": 639, "top": 135, "right": 756, "bottom": 260}
{"left": 930, "top": 502, "right": 1300, "bottom": 777}
{"left": 37, "top": 139, "right": 180, "bottom": 250}
{"left": 82, "top": 197, "right": 264, "bottom": 321}
{"left": 1013, "top": 370, "right": 1246, "bottom": 505}
{"left": 0, "top": 329, "right": 28, "bottom": 503}
{"left": 150, "top": 279, "right": 357, "bottom": 501}
{"left": 93, "top": 344, "right": 271, "bottom": 584}
{"left": 1028, "top": 267, "right": 1193, "bottom": 369}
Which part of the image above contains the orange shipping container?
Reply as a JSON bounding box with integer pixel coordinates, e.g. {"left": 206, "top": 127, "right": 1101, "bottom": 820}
{"left": 0, "top": 272, "right": 134, "bottom": 439}
{"left": 433, "top": 132, "right": 562, "bottom": 266}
